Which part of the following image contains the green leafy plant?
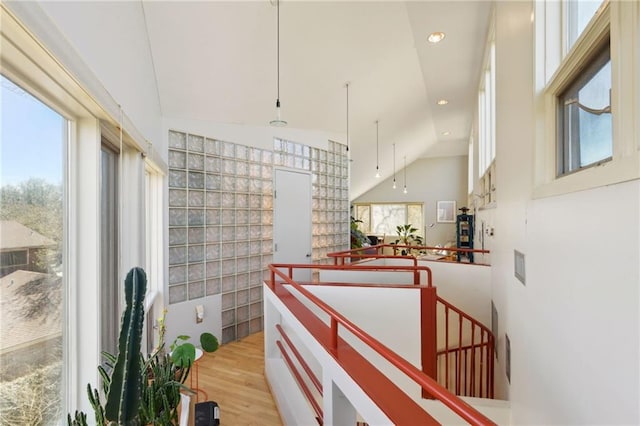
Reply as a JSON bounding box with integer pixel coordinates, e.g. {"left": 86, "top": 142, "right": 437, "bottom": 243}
{"left": 170, "top": 332, "right": 219, "bottom": 368}
{"left": 350, "top": 216, "right": 369, "bottom": 249}
{"left": 393, "top": 224, "right": 424, "bottom": 255}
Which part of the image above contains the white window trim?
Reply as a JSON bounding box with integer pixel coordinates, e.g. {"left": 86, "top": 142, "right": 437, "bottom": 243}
{"left": 1, "top": 6, "right": 100, "bottom": 416}
{"left": 472, "top": 9, "right": 497, "bottom": 210}
{"left": 533, "top": 0, "right": 640, "bottom": 199}
{"left": 1, "top": 4, "right": 161, "bottom": 416}
{"left": 144, "top": 163, "right": 165, "bottom": 352}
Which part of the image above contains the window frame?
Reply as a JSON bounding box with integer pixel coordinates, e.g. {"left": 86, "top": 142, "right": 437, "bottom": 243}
{"left": 533, "top": 0, "right": 640, "bottom": 198}
{"left": 0, "top": 71, "right": 73, "bottom": 421}
{"left": 0, "top": 250, "right": 28, "bottom": 267}
{"left": 556, "top": 40, "right": 612, "bottom": 176}
{"left": 352, "top": 202, "right": 424, "bottom": 237}
{"left": 1, "top": 3, "right": 167, "bottom": 416}
{"left": 144, "top": 163, "right": 164, "bottom": 354}
{"left": 474, "top": 15, "right": 497, "bottom": 210}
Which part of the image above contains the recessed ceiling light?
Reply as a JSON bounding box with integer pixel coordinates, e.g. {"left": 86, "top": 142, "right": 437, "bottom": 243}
{"left": 436, "top": 99, "right": 449, "bottom": 105}
{"left": 442, "top": 131, "right": 451, "bottom": 136}
{"left": 428, "top": 32, "right": 446, "bottom": 44}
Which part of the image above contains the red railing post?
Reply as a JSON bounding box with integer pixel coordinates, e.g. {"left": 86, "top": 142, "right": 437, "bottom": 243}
{"left": 421, "top": 286, "right": 438, "bottom": 398}
{"left": 270, "top": 269, "right": 275, "bottom": 291}
{"left": 330, "top": 317, "right": 338, "bottom": 352}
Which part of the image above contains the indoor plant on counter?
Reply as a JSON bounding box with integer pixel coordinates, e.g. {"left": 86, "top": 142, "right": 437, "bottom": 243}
{"left": 68, "top": 267, "right": 191, "bottom": 425}
{"left": 392, "top": 224, "right": 424, "bottom": 256}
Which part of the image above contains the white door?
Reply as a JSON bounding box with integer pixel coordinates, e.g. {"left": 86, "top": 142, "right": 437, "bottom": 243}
{"left": 273, "top": 168, "right": 312, "bottom": 281}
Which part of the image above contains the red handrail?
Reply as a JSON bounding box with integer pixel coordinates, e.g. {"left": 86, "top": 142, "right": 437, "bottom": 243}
{"left": 277, "top": 324, "right": 323, "bottom": 395}
{"left": 276, "top": 340, "right": 323, "bottom": 422}
{"left": 269, "top": 262, "right": 433, "bottom": 287}
{"left": 328, "top": 244, "right": 490, "bottom": 265}
{"left": 267, "top": 264, "right": 497, "bottom": 426}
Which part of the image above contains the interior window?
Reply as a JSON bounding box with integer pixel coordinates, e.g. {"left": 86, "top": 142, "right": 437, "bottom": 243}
{"left": 0, "top": 74, "right": 65, "bottom": 424}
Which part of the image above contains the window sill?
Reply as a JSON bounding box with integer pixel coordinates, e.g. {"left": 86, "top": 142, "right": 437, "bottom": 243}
{"left": 533, "top": 153, "right": 640, "bottom": 199}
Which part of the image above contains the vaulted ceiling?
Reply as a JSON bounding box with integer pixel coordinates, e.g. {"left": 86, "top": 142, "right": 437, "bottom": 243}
{"left": 41, "top": 1, "right": 493, "bottom": 198}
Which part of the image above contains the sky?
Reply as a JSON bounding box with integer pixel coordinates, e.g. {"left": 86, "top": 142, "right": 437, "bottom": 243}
{"left": 1, "top": 75, "right": 64, "bottom": 187}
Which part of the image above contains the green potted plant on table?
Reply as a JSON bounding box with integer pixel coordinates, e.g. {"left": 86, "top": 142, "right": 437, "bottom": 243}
{"left": 393, "top": 224, "right": 424, "bottom": 256}
{"left": 170, "top": 333, "right": 219, "bottom": 369}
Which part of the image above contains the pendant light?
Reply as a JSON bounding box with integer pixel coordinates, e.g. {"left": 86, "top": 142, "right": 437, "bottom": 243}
{"left": 403, "top": 156, "right": 408, "bottom": 194}
{"left": 392, "top": 143, "right": 397, "bottom": 189}
{"left": 375, "top": 120, "right": 380, "bottom": 178}
{"left": 269, "top": 0, "right": 287, "bottom": 127}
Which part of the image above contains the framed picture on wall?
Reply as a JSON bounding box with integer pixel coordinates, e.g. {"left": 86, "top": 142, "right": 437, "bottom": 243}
{"left": 436, "top": 201, "right": 456, "bottom": 223}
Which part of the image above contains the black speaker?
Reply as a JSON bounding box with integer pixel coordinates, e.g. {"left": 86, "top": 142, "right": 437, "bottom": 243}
{"left": 195, "top": 401, "right": 220, "bottom": 426}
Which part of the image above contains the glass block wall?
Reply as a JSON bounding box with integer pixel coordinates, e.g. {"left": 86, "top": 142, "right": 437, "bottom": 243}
{"left": 168, "top": 130, "right": 349, "bottom": 344}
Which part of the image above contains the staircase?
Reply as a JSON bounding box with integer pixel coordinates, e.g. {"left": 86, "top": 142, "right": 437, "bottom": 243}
{"left": 264, "top": 260, "right": 506, "bottom": 425}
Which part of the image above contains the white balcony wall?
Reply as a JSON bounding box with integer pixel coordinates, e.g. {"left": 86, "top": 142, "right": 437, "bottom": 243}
{"left": 264, "top": 281, "right": 509, "bottom": 425}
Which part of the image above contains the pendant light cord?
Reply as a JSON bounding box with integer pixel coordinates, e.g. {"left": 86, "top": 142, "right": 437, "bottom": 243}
{"left": 276, "top": 0, "right": 281, "bottom": 104}
{"left": 346, "top": 82, "right": 350, "bottom": 151}
{"left": 393, "top": 143, "right": 396, "bottom": 181}
{"left": 376, "top": 120, "right": 380, "bottom": 174}
{"left": 269, "top": 0, "right": 286, "bottom": 126}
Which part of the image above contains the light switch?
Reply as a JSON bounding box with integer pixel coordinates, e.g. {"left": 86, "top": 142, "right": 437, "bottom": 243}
{"left": 196, "top": 305, "right": 204, "bottom": 323}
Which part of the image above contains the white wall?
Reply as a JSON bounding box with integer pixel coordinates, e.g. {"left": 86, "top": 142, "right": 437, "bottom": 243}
{"left": 353, "top": 156, "right": 469, "bottom": 246}
{"left": 303, "top": 285, "right": 424, "bottom": 401}
{"left": 164, "top": 295, "right": 222, "bottom": 352}
{"left": 320, "top": 259, "right": 492, "bottom": 329}
{"left": 11, "top": 1, "right": 166, "bottom": 162}
{"left": 419, "top": 260, "right": 492, "bottom": 328}
{"left": 475, "top": 1, "right": 640, "bottom": 424}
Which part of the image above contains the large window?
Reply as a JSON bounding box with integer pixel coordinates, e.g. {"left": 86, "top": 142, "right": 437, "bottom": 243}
{"left": 353, "top": 203, "right": 423, "bottom": 237}
{"left": 476, "top": 32, "right": 496, "bottom": 207}
{"left": 478, "top": 40, "right": 496, "bottom": 177}
{"left": 534, "top": 0, "right": 639, "bottom": 196}
{"left": 1, "top": 3, "right": 165, "bottom": 417}
{"left": 0, "top": 75, "right": 65, "bottom": 424}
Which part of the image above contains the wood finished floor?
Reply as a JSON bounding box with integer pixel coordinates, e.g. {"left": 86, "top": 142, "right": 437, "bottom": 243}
{"left": 195, "top": 332, "right": 283, "bottom": 426}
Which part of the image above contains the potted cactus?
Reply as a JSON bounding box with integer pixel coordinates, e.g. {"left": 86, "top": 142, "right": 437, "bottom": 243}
{"left": 68, "top": 267, "right": 190, "bottom": 425}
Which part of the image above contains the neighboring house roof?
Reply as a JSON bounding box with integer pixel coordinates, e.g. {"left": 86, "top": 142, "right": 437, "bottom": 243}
{"left": 0, "top": 220, "right": 56, "bottom": 251}
{"left": 0, "top": 270, "right": 61, "bottom": 354}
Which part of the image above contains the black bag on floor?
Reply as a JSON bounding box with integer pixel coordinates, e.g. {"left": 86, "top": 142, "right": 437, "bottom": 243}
{"left": 195, "top": 401, "right": 220, "bottom": 426}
